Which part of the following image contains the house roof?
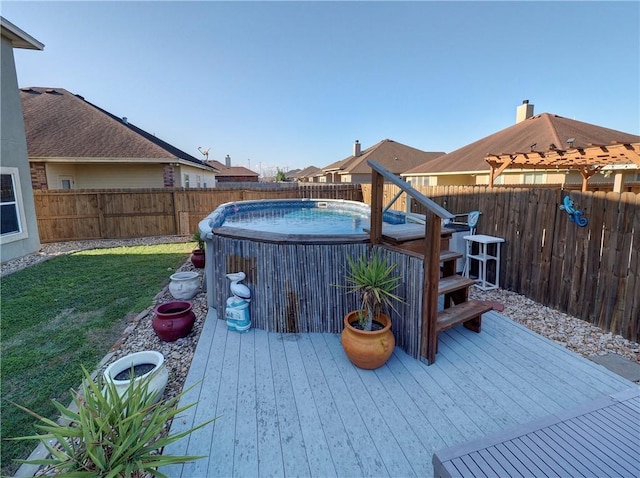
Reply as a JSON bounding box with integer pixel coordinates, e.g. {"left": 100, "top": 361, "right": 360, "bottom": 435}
{"left": 1, "top": 16, "right": 44, "bottom": 50}
{"left": 205, "top": 160, "right": 257, "bottom": 177}
{"left": 404, "top": 113, "right": 640, "bottom": 176}
{"left": 290, "top": 165, "right": 321, "bottom": 179}
{"left": 20, "top": 87, "right": 213, "bottom": 170}
{"left": 324, "top": 139, "right": 445, "bottom": 176}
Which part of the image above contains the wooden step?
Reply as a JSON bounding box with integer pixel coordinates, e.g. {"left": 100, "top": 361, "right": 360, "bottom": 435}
{"left": 440, "top": 250, "right": 463, "bottom": 278}
{"left": 436, "top": 299, "right": 493, "bottom": 333}
{"left": 440, "top": 250, "right": 463, "bottom": 262}
{"left": 438, "top": 275, "right": 476, "bottom": 296}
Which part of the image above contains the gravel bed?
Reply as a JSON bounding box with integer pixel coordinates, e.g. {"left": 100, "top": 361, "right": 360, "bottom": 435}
{"left": 469, "top": 288, "right": 639, "bottom": 366}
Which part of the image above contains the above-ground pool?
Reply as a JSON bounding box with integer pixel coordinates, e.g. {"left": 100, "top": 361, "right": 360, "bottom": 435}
{"left": 203, "top": 199, "right": 406, "bottom": 240}
{"left": 198, "top": 199, "right": 424, "bottom": 358}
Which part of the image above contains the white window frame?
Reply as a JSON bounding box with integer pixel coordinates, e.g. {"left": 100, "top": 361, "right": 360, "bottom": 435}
{"left": 0, "top": 167, "right": 29, "bottom": 244}
{"left": 60, "top": 175, "right": 74, "bottom": 190}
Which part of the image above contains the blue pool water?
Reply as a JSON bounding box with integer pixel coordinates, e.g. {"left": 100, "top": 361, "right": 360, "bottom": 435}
{"left": 224, "top": 206, "right": 371, "bottom": 234}
{"left": 210, "top": 199, "right": 407, "bottom": 236}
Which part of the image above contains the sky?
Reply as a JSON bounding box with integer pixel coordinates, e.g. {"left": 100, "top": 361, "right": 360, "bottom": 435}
{"left": 3, "top": 1, "right": 639, "bottom": 176}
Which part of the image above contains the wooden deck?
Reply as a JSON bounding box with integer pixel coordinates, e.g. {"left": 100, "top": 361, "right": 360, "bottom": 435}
{"left": 161, "top": 309, "right": 636, "bottom": 478}
{"left": 433, "top": 387, "right": 639, "bottom": 477}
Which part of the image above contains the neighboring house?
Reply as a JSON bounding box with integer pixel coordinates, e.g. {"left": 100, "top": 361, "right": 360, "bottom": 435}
{"left": 1, "top": 17, "right": 43, "bottom": 263}
{"left": 403, "top": 101, "right": 640, "bottom": 189}
{"left": 321, "top": 139, "right": 445, "bottom": 184}
{"left": 20, "top": 87, "right": 217, "bottom": 190}
{"left": 206, "top": 156, "right": 259, "bottom": 183}
{"left": 288, "top": 165, "right": 320, "bottom": 182}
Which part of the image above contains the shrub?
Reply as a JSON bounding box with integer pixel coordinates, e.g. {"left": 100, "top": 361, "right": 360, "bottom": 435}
{"left": 9, "top": 366, "right": 213, "bottom": 477}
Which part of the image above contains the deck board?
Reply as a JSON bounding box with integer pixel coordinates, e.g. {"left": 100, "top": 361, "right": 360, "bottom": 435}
{"left": 433, "top": 388, "right": 640, "bottom": 478}
{"left": 162, "top": 309, "right": 637, "bottom": 478}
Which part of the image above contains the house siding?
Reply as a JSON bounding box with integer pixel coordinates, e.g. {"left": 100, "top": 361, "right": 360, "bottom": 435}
{"left": 0, "top": 34, "right": 40, "bottom": 262}
{"left": 43, "top": 163, "right": 165, "bottom": 189}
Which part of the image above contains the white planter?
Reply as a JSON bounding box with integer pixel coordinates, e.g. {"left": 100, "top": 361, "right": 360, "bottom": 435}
{"left": 169, "top": 271, "right": 200, "bottom": 300}
{"left": 103, "top": 350, "right": 168, "bottom": 403}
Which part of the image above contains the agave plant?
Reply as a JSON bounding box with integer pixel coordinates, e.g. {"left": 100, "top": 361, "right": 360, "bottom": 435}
{"left": 343, "top": 251, "right": 403, "bottom": 331}
{"left": 10, "top": 365, "right": 213, "bottom": 478}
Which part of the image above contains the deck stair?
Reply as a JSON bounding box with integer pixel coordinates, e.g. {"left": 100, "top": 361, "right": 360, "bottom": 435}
{"left": 378, "top": 221, "right": 491, "bottom": 358}
{"left": 368, "top": 159, "right": 492, "bottom": 364}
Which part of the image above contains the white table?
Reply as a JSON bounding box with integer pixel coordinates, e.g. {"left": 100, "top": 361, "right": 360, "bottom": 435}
{"left": 463, "top": 234, "right": 505, "bottom": 291}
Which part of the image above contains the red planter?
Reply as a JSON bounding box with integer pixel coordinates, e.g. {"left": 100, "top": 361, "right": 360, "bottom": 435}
{"left": 153, "top": 301, "right": 196, "bottom": 342}
{"left": 190, "top": 249, "right": 205, "bottom": 268}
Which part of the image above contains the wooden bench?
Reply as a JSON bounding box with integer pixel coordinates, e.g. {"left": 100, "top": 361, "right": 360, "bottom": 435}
{"left": 433, "top": 387, "right": 640, "bottom": 478}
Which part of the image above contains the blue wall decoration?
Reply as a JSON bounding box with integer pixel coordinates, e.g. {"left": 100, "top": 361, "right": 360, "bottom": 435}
{"left": 560, "top": 195, "right": 588, "bottom": 227}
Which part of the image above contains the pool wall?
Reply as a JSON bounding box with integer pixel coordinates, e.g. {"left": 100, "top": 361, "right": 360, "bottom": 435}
{"left": 209, "top": 236, "right": 425, "bottom": 357}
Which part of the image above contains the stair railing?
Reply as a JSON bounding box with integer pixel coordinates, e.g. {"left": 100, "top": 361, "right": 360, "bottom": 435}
{"left": 367, "top": 160, "right": 454, "bottom": 364}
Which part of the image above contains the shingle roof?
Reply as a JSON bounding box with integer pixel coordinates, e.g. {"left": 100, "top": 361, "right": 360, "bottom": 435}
{"left": 204, "top": 160, "right": 257, "bottom": 177}
{"left": 404, "top": 113, "right": 640, "bottom": 175}
{"left": 324, "top": 139, "right": 445, "bottom": 175}
{"left": 20, "top": 87, "right": 212, "bottom": 169}
{"left": 290, "top": 165, "right": 321, "bottom": 179}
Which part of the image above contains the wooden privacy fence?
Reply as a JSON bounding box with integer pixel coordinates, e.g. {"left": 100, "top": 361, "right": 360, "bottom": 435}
{"left": 362, "top": 184, "right": 639, "bottom": 342}
{"left": 33, "top": 184, "right": 363, "bottom": 243}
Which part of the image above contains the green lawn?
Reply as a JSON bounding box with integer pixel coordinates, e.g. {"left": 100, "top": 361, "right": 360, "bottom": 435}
{"left": 0, "top": 242, "right": 193, "bottom": 476}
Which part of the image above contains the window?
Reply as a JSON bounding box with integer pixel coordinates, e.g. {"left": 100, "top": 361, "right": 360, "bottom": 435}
{"left": 523, "top": 172, "right": 545, "bottom": 185}
{"left": 196, "top": 175, "right": 201, "bottom": 188}
{"left": 1, "top": 167, "right": 28, "bottom": 242}
{"left": 60, "top": 176, "right": 73, "bottom": 190}
{"left": 184, "top": 174, "right": 190, "bottom": 188}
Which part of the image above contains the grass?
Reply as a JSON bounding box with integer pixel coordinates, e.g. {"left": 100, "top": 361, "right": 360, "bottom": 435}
{"left": 0, "top": 241, "right": 193, "bottom": 476}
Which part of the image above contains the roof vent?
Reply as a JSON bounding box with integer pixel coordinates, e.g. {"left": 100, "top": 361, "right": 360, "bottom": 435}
{"left": 122, "top": 117, "right": 128, "bottom": 124}
{"left": 45, "top": 88, "right": 58, "bottom": 94}
{"left": 516, "top": 99, "right": 534, "bottom": 124}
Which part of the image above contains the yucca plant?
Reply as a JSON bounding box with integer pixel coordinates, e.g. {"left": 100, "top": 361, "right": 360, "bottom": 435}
{"left": 9, "top": 365, "right": 213, "bottom": 477}
{"left": 191, "top": 230, "right": 204, "bottom": 250}
{"left": 343, "top": 252, "right": 404, "bottom": 331}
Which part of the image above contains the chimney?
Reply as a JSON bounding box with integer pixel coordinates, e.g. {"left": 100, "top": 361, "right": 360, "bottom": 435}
{"left": 516, "top": 100, "right": 534, "bottom": 123}
{"left": 353, "top": 140, "right": 361, "bottom": 157}
{"left": 225, "top": 154, "right": 231, "bottom": 167}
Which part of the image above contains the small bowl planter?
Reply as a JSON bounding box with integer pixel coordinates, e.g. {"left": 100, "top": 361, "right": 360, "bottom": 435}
{"left": 169, "top": 271, "right": 200, "bottom": 300}
{"left": 103, "top": 350, "right": 168, "bottom": 403}
{"left": 152, "top": 301, "right": 196, "bottom": 342}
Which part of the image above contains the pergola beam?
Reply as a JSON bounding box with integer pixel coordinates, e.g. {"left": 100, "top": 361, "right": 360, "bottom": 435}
{"left": 485, "top": 142, "right": 640, "bottom": 188}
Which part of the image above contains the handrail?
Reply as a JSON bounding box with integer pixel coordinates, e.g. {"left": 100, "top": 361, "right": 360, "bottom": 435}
{"left": 367, "top": 160, "right": 454, "bottom": 219}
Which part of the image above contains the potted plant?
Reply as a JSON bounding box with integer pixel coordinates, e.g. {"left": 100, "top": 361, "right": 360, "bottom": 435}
{"left": 9, "top": 365, "right": 213, "bottom": 477}
{"left": 190, "top": 230, "right": 205, "bottom": 268}
{"left": 339, "top": 251, "right": 403, "bottom": 369}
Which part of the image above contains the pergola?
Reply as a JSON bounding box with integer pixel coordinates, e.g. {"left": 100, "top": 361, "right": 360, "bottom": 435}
{"left": 485, "top": 142, "right": 640, "bottom": 192}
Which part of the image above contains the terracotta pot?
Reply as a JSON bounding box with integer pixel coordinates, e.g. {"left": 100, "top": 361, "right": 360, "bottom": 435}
{"left": 341, "top": 311, "right": 395, "bottom": 370}
{"left": 153, "top": 301, "right": 196, "bottom": 342}
{"left": 190, "top": 248, "right": 205, "bottom": 268}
